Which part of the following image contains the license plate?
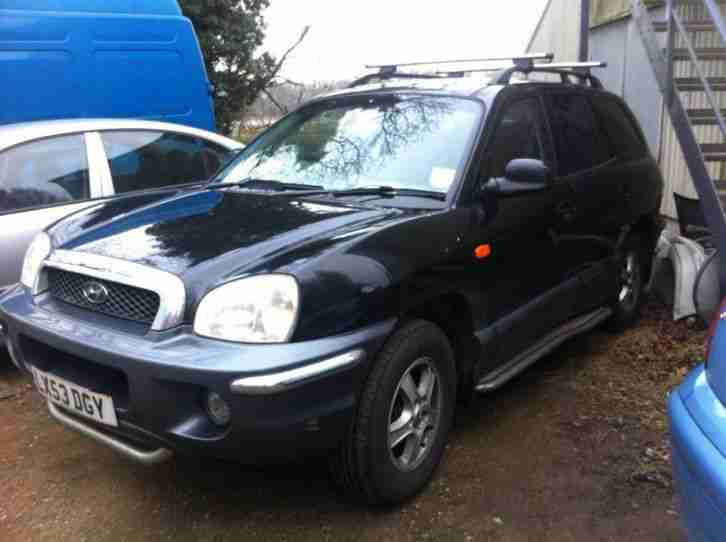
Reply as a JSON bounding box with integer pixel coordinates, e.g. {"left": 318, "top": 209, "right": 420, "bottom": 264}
{"left": 30, "top": 367, "right": 118, "bottom": 427}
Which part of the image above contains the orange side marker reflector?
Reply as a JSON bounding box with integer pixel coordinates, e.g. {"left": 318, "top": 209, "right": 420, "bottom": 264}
{"left": 474, "top": 244, "right": 491, "bottom": 259}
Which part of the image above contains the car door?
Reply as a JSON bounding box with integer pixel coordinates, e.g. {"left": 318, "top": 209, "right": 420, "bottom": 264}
{"left": 0, "top": 133, "right": 104, "bottom": 292}
{"left": 543, "top": 90, "right": 620, "bottom": 314}
{"left": 93, "top": 130, "right": 235, "bottom": 197}
{"left": 468, "top": 94, "right": 578, "bottom": 369}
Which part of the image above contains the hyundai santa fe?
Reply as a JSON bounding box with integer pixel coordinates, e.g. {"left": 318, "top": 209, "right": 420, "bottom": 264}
{"left": 0, "top": 57, "right": 663, "bottom": 504}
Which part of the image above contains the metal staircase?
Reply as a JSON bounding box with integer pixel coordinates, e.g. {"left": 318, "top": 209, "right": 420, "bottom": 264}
{"left": 632, "top": 0, "right": 726, "bottom": 291}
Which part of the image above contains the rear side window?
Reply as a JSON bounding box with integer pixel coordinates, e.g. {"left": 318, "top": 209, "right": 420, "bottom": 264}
{"left": 591, "top": 96, "right": 648, "bottom": 160}
{"left": 545, "top": 94, "right": 602, "bottom": 176}
{"left": 101, "top": 131, "right": 217, "bottom": 194}
{"left": 0, "top": 135, "right": 90, "bottom": 213}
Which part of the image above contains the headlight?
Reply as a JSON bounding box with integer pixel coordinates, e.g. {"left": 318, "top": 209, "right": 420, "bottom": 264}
{"left": 21, "top": 232, "right": 52, "bottom": 291}
{"left": 193, "top": 274, "right": 300, "bottom": 343}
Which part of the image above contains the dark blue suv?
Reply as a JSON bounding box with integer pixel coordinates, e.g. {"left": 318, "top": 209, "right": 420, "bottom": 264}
{"left": 0, "top": 58, "right": 663, "bottom": 504}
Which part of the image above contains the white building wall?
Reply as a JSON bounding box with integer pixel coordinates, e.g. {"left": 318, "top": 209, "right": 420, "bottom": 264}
{"left": 526, "top": 0, "right": 582, "bottom": 62}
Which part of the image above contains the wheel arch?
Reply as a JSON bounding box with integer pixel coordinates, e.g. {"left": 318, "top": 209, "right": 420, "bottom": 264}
{"left": 402, "top": 292, "right": 479, "bottom": 401}
{"left": 630, "top": 212, "right": 663, "bottom": 277}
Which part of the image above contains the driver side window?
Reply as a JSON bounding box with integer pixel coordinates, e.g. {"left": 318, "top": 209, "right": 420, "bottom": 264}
{"left": 486, "top": 99, "right": 543, "bottom": 178}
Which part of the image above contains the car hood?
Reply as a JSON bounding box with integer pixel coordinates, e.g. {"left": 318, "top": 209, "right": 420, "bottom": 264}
{"left": 50, "top": 189, "right": 404, "bottom": 278}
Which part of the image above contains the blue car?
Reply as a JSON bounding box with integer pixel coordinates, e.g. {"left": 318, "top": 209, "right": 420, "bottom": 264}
{"left": 670, "top": 304, "right": 726, "bottom": 541}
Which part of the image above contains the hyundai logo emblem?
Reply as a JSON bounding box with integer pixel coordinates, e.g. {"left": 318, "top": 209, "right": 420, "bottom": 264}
{"left": 81, "top": 281, "right": 109, "bottom": 305}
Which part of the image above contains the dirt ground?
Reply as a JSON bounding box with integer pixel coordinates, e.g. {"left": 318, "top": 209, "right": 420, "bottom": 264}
{"left": 0, "top": 302, "right": 705, "bottom": 542}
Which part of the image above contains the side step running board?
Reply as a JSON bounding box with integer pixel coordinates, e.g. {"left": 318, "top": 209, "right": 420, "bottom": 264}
{"left": 475, "top": 307, "right": 613, "bottom": 393}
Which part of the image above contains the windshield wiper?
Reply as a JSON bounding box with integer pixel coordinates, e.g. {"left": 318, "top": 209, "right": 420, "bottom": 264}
{"left": 206, "top": 181, "right": 446, "bottom": 201}
{"left": 206, "top": 178, "right": 324, "bottom": 192}
{"left": 282, "top": 186, "right": 447, "bottom": 201}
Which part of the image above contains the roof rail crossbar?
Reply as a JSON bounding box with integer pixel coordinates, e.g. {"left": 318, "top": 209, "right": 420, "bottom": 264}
{"left": 364, "top": 52, "right": 553, "bottom": 72}
{"left": 349, "top": 53, "right": 554, "bottom": 89}
{"left": 493, "top": 61, "right": 608, "bottom": 89}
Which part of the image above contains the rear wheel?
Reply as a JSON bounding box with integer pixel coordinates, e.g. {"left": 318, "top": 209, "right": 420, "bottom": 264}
{"left": 609, "top": 234, "right": 646, "bottom": 330}
{"left": 330, "top": 320, "right": 456, "bottom": 504}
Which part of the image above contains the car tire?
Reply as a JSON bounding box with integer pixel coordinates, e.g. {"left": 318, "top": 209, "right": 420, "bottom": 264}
{"left": 608, "top": 233, "right": 647, "bottom": 331}
{"left": 330, "top": 319, "right": 457, "bottom": 505}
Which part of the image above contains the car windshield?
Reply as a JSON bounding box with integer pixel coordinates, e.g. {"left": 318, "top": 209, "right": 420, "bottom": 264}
{"left": 214, "top": 94, "right": 483, "bottom": 195}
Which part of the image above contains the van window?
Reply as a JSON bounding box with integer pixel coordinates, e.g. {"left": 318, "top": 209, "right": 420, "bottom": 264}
{"left": 545, "top": 94, "right": 601, "bottom": 176}
{"left": 0, "top": 135, "right": 90, "bottom": 213}
{"left": 591, "top": 96, "right": 648, "bottom": 160}
{"left": 101, "top": 131, "right": 221, "bottom": 194}
{"left": 487, "top": 99, "right": 543, "bottom": 178}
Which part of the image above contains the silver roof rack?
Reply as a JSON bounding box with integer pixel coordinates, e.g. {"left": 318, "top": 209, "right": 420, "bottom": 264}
{"left": 350, "top": 53, "right": 554, "bottom": 88}
{"left": 492, "top": 60, "right": 608, "bottom": 88}
{"left": 536, "top": 61, "right": 607, "bottom": 70}
{"left": 364, "top": 52, "right": 554, "bottom": 71}
{"left": 348, "top": 55, "right": 608, "bottom": 90}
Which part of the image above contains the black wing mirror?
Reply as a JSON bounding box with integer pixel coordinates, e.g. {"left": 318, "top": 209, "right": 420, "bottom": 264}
{"left": 481, "top": 159, "right": 550, "bottom": 197}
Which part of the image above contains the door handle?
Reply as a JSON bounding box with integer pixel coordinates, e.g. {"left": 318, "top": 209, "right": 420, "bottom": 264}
{"left": 556, "top": 200, "right": 577, "bottom": 222}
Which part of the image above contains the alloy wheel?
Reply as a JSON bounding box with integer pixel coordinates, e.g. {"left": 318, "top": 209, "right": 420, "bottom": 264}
{"left": 387, "top": 357, "right": 441, "bottom": 472}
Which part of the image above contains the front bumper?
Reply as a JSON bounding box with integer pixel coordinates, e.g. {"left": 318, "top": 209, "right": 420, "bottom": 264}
{"left": 669, "top": 365, "right": 726, "bottom": 541}
{"left": 0, "top": 287, "right": 396, "bottom": 463}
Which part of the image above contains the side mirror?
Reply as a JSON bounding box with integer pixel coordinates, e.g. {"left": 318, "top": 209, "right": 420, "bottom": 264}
{"left": 481, "top": 159, "right": 550, "bottom": 198}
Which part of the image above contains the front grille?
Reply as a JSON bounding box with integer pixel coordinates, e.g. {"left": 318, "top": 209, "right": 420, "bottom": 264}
{"left": 47, "top": 268, "right": 160, "bottom": 324}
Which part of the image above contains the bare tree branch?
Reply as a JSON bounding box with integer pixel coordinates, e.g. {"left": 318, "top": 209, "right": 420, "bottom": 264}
{"left": 262, "top": 88, "right": 288, "bottom": 115}
{"left": 263, "top": 25, "right": 311, "bottom": 86}
{"left": 280, "top": 77, "right": 306, "bottom": 87}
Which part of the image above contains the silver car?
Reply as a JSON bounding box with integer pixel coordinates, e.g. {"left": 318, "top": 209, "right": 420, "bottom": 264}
{"left": 0, "top": 118, "right": 242, "bottom": 302}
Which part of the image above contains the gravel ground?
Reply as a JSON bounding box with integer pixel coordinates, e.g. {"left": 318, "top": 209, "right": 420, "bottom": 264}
{"left": 0, "top": 302, "right": 704, "bottom": 541}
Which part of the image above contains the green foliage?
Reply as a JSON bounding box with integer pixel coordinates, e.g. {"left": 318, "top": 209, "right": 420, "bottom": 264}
{"left": 178, "top": 0, "right": 277, "bottom": 133}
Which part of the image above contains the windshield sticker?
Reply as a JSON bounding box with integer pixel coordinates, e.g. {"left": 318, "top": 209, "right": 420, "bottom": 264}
{"left": 429, "top": 167, "right": 456, "bottom": 190}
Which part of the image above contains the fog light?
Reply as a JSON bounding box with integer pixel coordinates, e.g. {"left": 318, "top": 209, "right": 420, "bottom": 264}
{"left": 205, "top": 391, "right": 231, "bottom": 426}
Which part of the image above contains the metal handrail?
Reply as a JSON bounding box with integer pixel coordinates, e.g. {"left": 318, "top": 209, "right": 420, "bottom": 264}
{"left": 666, "top": 0, "right": 675, "bottom": 106}
{"left": 704, "top": 0, "right": 726, "bottom": 46}
{"left": 667, "top": 0, "right": 726, "bottom": 139}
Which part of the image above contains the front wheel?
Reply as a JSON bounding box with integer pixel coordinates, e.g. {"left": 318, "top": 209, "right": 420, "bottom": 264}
{"left": 330, "top": 320, "right": 457, "bottom": 504}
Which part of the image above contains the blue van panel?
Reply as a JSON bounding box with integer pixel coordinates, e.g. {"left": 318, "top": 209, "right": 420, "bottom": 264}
{"left": 92, "top": 51, "right": 189, "bottom": 117}
{"left": 0, "top": 1, "right": 181, "bottom": 15}
{"left": 1, "top": 50, "right": 78, "bottom": 120}
{"left": 0, "top": 2, "right": 215, "bottom": 131}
